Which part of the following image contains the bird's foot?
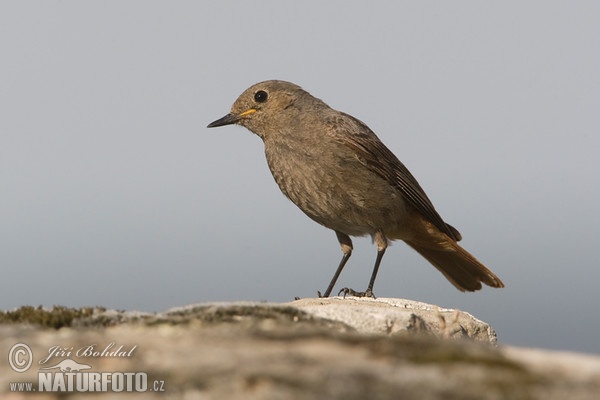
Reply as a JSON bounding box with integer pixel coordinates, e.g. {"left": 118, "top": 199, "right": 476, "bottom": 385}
{"left": 338, "top": 288, "right": 376, "bottom": 299}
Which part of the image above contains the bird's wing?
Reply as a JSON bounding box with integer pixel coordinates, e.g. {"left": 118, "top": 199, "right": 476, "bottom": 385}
{"left": 325, "top": 112, "right": 460, "bottom": 241}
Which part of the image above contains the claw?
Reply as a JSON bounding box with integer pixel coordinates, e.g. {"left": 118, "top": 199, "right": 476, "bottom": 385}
{"left": 338, "top": 287, "right": 376, "bottom": 299}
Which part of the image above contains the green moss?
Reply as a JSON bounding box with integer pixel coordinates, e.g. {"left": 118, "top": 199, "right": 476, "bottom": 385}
{"left": 155, "top": 305, "right": 312, "bottom": 326}
{"left": 0, "top": 305, "right": 106, "bottom": 329}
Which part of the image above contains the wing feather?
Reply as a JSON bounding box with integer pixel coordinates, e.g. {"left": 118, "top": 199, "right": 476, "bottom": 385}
{"left": 326, "top": 112, "right": 460, "bottom": 241}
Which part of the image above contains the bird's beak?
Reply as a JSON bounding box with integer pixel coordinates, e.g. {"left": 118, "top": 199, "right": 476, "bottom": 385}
{"left": 207, "top": 109, "right": 256, "bottom": 128}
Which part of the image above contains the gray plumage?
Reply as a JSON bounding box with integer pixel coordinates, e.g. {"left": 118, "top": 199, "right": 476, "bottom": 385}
{"left": 208, "top": 80, "right": 503, "bottom": 297}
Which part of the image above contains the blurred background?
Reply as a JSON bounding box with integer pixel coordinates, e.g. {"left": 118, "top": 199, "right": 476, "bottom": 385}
{"left": 1, "top": 1, "right": 598, "bottom": 354}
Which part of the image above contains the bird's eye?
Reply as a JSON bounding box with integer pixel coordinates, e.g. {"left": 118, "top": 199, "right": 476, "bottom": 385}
{"left": 254, "top": 90, "right": 268, "bottom": 103}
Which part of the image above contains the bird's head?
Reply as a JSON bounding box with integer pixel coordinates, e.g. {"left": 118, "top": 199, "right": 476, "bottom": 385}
{"left": 207, "top": 80, "right": 323, "bottom": 139}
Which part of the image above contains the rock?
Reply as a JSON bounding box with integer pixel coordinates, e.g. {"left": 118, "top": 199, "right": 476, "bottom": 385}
{"left": 290, "top": 297, "right": 498, "bottom": 342}
{"left": 1, "top": 298, "right": 599, "bottom": 399}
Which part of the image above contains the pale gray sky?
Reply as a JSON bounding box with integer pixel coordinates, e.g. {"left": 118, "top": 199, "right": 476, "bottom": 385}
{"left": 1, "top": 1, "right": 599, "bottom": 354}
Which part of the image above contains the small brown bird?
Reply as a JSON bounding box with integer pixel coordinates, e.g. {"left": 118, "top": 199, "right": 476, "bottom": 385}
{"left": 207, "top": 80, "right": 504, "bottom": 297}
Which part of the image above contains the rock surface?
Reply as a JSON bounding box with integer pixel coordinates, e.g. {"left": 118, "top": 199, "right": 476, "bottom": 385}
{"left": 291, "top": 297, "right": 498, "bottom": 342}
{"left": 1, "top": 297, "right": 599, "bottom": 399}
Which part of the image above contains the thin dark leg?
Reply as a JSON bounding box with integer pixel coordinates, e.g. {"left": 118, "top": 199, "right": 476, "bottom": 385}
{"left": 320, "top": 252, "right": 351, "bottom": 298}
{"left": 339, "top": 230, "right": 388, "bottom": 298}
{"left": 319, "top": 231, "right": 353, "bottom": 298}
{"left": 365, "top": 247, "right": 386, "bottom": 297}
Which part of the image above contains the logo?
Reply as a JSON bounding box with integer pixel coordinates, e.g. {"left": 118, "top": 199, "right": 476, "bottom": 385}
{"left": 8, "top": 343, "right": 33, "bottom": 373}
{"left": 39, "top": 359, "right": 91, "bottom": 372}
{"left": 7, "top": 342, "right": 166, "bottom": 393}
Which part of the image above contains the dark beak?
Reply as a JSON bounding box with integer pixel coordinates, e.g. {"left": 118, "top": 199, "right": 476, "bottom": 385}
{"left": 207, "top": 113, "right": 240, "bottom": 128}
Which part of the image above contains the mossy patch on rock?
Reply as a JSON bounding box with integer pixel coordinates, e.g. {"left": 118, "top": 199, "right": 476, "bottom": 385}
{"left": 0, "top": 305, "right": 106, "bottom": 329}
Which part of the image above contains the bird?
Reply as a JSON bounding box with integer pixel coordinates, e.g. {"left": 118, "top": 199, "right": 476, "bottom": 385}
{"left": 207, "top": 80, "right": 504, "bottom": 297}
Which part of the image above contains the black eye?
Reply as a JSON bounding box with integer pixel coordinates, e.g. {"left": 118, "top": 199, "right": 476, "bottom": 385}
{"left": 254, "top": 90, "right": 268, "bottom": 103}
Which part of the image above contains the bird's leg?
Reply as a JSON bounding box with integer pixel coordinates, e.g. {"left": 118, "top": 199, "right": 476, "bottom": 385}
{"left": 339, "top": 230, "right": 388, "bottom": 299}
{"left": 318, "top": 231, "right": 353, "bottom": 298}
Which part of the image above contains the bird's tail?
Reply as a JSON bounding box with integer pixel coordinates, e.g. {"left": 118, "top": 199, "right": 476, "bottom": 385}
{"left": 402, "top": 218, "right": 504, "bottom": 292}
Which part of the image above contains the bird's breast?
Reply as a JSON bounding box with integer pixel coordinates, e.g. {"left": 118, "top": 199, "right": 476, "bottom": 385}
{"left": 263, "top": 136, "right": 409, "bottom": 236}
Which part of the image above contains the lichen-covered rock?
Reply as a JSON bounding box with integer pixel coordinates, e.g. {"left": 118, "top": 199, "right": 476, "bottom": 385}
{"left": 1, "top": 298, "right": 599, "bottom": 399}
